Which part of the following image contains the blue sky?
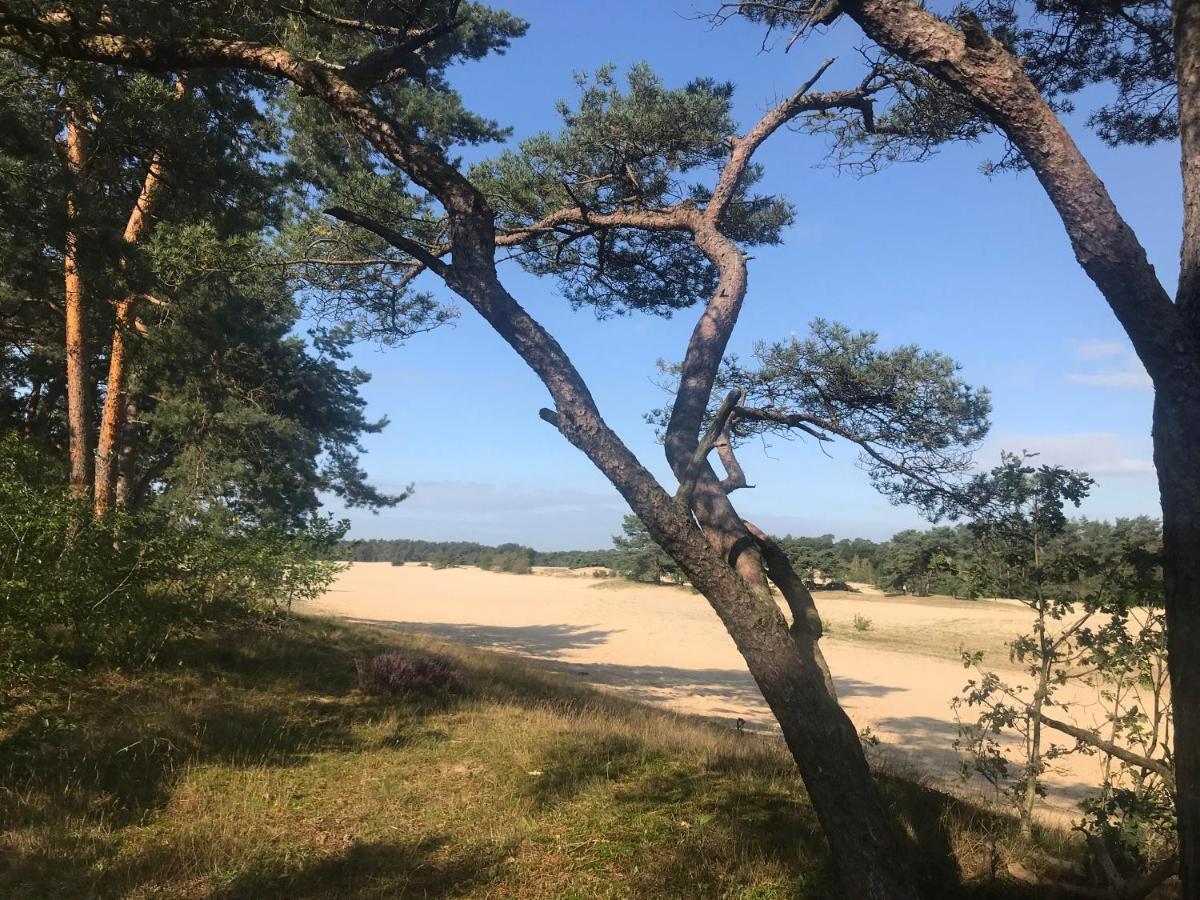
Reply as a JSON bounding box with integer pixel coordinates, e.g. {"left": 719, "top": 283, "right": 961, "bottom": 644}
{"left": 321, "top": 0, "right": 1175, "bottom": 549}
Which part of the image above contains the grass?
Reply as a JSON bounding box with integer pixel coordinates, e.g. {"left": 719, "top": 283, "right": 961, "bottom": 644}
{"left": 1, "top": 617, "right": 1077, "bottom": 899}
{"left": 819, "top": 611, "right": 1019, "bottom": 668}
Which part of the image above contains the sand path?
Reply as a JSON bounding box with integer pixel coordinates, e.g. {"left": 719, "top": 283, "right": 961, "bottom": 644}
{"left": 304, "top": 562, "right": 1121, "bottom": 822}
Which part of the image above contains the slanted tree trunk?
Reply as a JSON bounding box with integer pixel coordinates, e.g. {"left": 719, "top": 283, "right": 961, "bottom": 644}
{"left": 1153, "top": 383, "right": 1200, "bottom": 890}
{"left": 62, "top": 93, "right": 91, "bottom": 501}
{"left": 830, "top": 1, "right": 1198, "bottom": 890}
{"left": 92, "top": 294, "right": 134, "bottom": 515}
{"left": 464, "top": 269, "right": 918, "bottom": 900}
{"left": 23, "top": 376, "right": 42, "bottom": 431}
{"left": 94, "top": 150, "right": 171, "bottom": 516}
{"left": 12, "top": 28, "right": 919, "bottom": 899}
{"left": 113, "top": 396, "right": 139, "bottom": 509}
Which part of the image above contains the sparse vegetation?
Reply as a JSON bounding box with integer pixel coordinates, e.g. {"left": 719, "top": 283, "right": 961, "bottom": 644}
{"left": 853, "top": 614, "right": 874, "bottom": 633}
{"left": 1, "top": 616, "right": 1078, "bottom": 899}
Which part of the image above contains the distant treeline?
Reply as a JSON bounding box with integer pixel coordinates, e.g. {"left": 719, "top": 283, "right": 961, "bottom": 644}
{"left": 334, "top": 539, "right": 624, "bottom": 573}
{"left": 336, "top": 515, "right": 1162, "bottom": 600}
{"left": 774, "top": 517, "right": 1162, "bottom": 599}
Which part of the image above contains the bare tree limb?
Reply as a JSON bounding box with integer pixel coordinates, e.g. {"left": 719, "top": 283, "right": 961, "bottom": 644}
{"left": 676, "top": 389, "right": 743, "bottom": 503}
{"left": 1037, "top": 711, "right": 1176, "bottom": 789}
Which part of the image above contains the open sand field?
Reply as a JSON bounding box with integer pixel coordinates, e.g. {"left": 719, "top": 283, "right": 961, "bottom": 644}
{"left": 303, "top": 562, "right": 1126, "bottom": 824}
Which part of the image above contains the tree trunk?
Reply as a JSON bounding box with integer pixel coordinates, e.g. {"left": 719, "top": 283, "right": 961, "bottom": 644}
{"left": 1167, "top": 8, "right": 1200, "bottom": 890}
{"left": 705, "top": 574, "right": 919, "bottom": 900}
{"left": 95, "top": 135, "right": 175, "bottom": 516}
{"left": 93, "top": 296, "right": 136, "bottom": 515}
{"left": 23, "top": 376, "right": 42, "bottom": 431}
{"left": 475, "top": 282, "right": 918, "bottom": 900}
{"left": 1152, "top": 383, "right": 1200, "bottom": 894}
{"left": 113, "top": 396, "right": 138, "bottom": 508}
{"left": 63, "top": 95, "right": 91, "bottom": 501}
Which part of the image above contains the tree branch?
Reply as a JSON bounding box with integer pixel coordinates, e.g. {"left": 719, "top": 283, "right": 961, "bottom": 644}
{"left": 324, "top": 206, "right": 450, "bottom": 277}
{"left": 837, "top": 0, "right": 1179, "bottom": 381}
{"left": 494, "top": 205, "right": 696, "bottom": 246}
{"left": 341, "top": 18, "right": 462, "bottom": 89}
{"left": 676, "top": 389, "right": 742, "bottom": 503}
{"left": 714, "top": 429, "right": 750, "bottom": 492}
{"left": 287, "top": 0, "right": 426, "bottom": 37}
{"left": 1037, "top": 711, "right": 1176, "bottom": 789}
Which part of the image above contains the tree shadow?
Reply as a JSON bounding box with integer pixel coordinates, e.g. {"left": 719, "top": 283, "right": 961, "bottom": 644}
{"left": 872, "top": 714, "right": 1098, "bottom": 820}
{"left": 0, "top": 623, "right": 468, "bottom": 830}
{"left": 349, "top": 619, "right": 619, "bottom": 660}
{"left": 344, "top": 618, "right": 904, "bottom": 732}
{"left": 213, "top": 835, "right": 508, "bottom": 899}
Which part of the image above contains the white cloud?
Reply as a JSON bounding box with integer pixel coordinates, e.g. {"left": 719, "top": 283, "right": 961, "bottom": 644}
{"left": 983, "top": 433, "right": 1154, "bottom": 478}
{"left": 1069, "top": 369, "right": 1153, "bottom": 389}
{"left": 1067, "top": 339, "right": 1151, "bottom": 390}
{"left": 1072, "top": 339, "right": 1128, "bottom": 362}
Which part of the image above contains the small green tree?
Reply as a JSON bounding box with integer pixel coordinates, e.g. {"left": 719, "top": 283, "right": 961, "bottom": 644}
{"left": 952, "top": 453, "right": 1094, "bottom": 834}
{"left": 611, "top": 514, "right": 682, "bottom": 584}
{"left": 776, "top": 534, "right": 845, "bottom": 583}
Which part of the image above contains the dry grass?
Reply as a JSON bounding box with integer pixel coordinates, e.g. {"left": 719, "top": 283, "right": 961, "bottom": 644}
{"left": 1, "top": 618, "right": 1073, "bottom": 898}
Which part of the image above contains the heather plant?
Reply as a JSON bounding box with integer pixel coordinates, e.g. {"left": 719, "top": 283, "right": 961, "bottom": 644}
{"left": 356, "top": 651, "right": 461, "bottom": 699}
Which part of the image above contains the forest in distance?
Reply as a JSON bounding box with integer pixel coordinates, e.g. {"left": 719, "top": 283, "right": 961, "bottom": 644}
{"left": 337, "top": 513, "right": 1163, "bottom": 601}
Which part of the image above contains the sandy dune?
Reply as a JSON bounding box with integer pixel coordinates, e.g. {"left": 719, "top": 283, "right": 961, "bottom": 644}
{"left": 303, "top": 562, "right": 1122, "bottom": 823}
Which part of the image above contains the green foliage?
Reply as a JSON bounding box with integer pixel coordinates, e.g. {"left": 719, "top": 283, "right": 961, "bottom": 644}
{"left": 852, "top": 614, "right": 873, "bottom": 633}
{"left": 134, "top": 226, "right": 406, "bottom": 523}
{"left": 337, "top": 538, "right": 622, "bottom": 569}
{"left": 611, "top": 514, "right": 683, "bottom": 584}
{"left": 484, "top": 548, "right": 534, "bottom": 574}
{"left": 0, "top": 435, "right": 344, "bottom": 677}
{"left": 0, "top": 43, "right": 405, "bottom": 528}
{"left": 473, "top": 64, "right": 792, "bottom": 316}
{"left": 974, "top": 0, "right": 1174, "bottom": 147}
{"left": 875, "top": 527, "right": 966, "bottom": 597}
{"left": 774, "top": 534, "right": 845, "bottom": 582}
{"left": 269, "top": 1, "right": 527, "bottom": 338}
{"left": 948, "top": 455, "right": 1173, "bottom": 872}
{"left": 652, "top": 320, "right": 990, "bottom": 511}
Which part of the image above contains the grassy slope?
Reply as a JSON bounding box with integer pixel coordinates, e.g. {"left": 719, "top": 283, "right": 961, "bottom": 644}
{"left": 1, "top": 618, "right": 1067, "bottom": 899}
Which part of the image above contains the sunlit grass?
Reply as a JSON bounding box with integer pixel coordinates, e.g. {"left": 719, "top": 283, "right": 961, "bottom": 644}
{"left": 1, "top": 617, "right": 1073, "bottom": 898}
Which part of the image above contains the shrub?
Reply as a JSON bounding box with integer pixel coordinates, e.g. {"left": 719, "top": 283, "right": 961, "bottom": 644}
{"left": 0, "top": 434, "right": 344, "bottom": 678}
{"left": 356, "top": 651, "right": 461, "bottom": 698}
{"left": 497, "top": 551, "right": 532, "bottom": 574}
{"left": 852, "top": 614, "right": 873, "bottom": 632}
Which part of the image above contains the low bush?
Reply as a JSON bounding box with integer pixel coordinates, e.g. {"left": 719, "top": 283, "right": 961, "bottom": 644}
{"left": 355, "top": 650, "right": 461, "bottom": 698}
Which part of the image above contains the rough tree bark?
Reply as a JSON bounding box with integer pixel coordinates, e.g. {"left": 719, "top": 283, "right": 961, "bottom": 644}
{"left": 62, "top": 89, "right": 92, "bottom": 501}
{"left": 5, "top": 19, "right": 921, "bottom": 898}
{"left": 94, "top": 77, "right": 185, "bottom": 516}
{"left": 93, "top": 155, "right": 169, "bottom": 515}
{"left": 833, "top": 0, "right": 1197, "bottom": 890}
